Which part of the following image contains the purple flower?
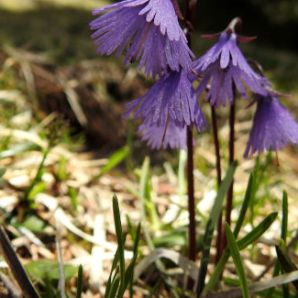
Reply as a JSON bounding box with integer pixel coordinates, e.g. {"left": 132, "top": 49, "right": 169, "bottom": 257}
{"left": 138, "top": 121, "right": 187, "bottom": 149}
{"left": 193, "top": 31, "right": 269, "bottom": 106}
{"left": 90, "top": 0, "right": 193, "bottom": 77}
{"left": 126, "top": 69, "right": 206, "bottom": 131}
{"left": 244, "top": 94, "right": 298, "bottom": 157}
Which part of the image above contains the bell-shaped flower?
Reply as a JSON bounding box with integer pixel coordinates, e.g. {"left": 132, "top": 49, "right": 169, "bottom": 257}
{"left": 125, "top": 69, "right": 206, "bottom": 149}
{"left": 193, "top": 27, "right": 269, "bottom": 106}
{"left": 90, "top": 0, "right": 193, "bottom": 77}
{"left": 244, "top": 94, "right": 298, "bottom": 157}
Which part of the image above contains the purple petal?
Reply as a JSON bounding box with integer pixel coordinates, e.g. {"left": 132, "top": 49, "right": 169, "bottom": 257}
{"left": 138, "top": 121, "right": 187, "bottom": 150}
{"left": 90, "top": 0, "right": 192, "bottom": 77}
{"left": 125, "top": 70, "right": 206, "bottom": 130}
{"left": 244, "top": 95, "right": 298, "bottom": 157}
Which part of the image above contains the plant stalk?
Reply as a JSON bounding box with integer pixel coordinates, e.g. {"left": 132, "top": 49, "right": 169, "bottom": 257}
{"left": 224, "top": 101, "right": 236, "bottom": 251}
{"left": 183, "top": 0, "right": 197, "bottom": 265}
{"left": 187, "top": 126, "right": 196, "bottom": 262}
{"left": 211, "top": 106, "right": 223, "bottom": 264}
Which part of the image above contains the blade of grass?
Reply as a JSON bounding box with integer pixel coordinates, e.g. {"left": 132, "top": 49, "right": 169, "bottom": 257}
{"left": 109, "top": 277, "right": 120, "bottom": 298}
{"left": 281, "top": 191, "right": 290, "bottom": 297}
{"left": 249, "top": 157, "right": 260, "bottom": 226}
{"left": 224, "top": 223, "right": 249, "bottom": 298}
{"left": 238, "top": 212, "right": 278, "bottom": 249}
{"left": 139, "top": 157, "right": 159, "bottom": 231}
{"left": 0, "top": 143, "right": 40, "bottom": 159}
{"left": 276, "top": 245, "right": 298, "bottom": 292}
{"left": 112, "top": 196, "right": 125, "bottom": 289}
{"left": 76, "top": 265, "right": 83, "bottom": 298}
{"left": 204, "top": 212, "right": 278, "bottom": 293}
{"left": 265, "top": 191, "right": 289, "bottom": 298}
{"left": 105, "top": 260, "right": 120, "bottom": 298}
{"left": 139, "top": 158, "right": 180, "bottom": 298}
{"left": 24, "top": 147, "right": 50, "bottom": 206}
{"left": 124, "top": 223, "right": 141, "bottom": 298}
{"left": 233, "top": 173, "right": 255, "bottom": 238}
{"left": 196, "top": 162, "right": 237, "bottom": 296}
{"left": 91, "top": 146, "right": 129, "bottom": 182}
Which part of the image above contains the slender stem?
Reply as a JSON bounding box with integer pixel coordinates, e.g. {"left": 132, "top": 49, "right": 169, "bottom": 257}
{"left": 211, "top": 107, "right": 222, "bottom": 188}
{"left": 184, "top": 0, "right": 191, "bottom": 24}
{"left": 211, "top": 106, "right": 223, "bottom": 264}
{"left": 224, "top": 101, "right": 236, "bottom": 248}
{"left": 182, "top": 0, "right": 197, "bottom": 264}
{"left": 187, "top": 126, "right": 196, "bottom": 262}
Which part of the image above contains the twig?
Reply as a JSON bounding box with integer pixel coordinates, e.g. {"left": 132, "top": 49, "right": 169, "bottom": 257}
{"left": 55, "top": 224, "right": 66, "bottom": 298}
{"left": 0, "top": 272, "right": 22, "bottom": 298}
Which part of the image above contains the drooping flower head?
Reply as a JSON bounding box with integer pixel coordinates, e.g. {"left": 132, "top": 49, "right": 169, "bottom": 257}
{"left": 244, "top": 94, "right": 298, "bottom": 157}
{"left": 193, "top": 18, "right": 269, "bottom": 107}
{"left": 90, "top": 0, "right": 193, "bottom": 77}
{"left": 125, "top": 69, "right": 206, "bottom": 149}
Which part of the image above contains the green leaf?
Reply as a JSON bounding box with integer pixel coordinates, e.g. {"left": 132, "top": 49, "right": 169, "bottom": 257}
{"left": 94, "top": 146, "right": 129, "bottom": 180}
{"left": 238, "top": 212, "right": 278, "bottom": 250}
{"left": 21, "top": 215, "right": 46, "bottom": 233}
{"left": 205, "top": 212, "right": 278, "bottom": 293}
{"left": 25, "top": 260, "right": 77, "bottom": 284}
{"left": 112, "top": 195, "right": 125, "bottom": 289}
{"left": 27, "top": 181, "right": 46, "bottom": 201}
{"left": 153, "top": 231, "right": 186, "bottom": 247}
{"left": 128, "top": 223, "right": 141, "bottom": 298}
{"left": 0, "top": 143, "right": 40, "bottom": 159}
{"left": 276, "top": 245, "right": 298, "bottom": 292}
{"left": 196, "top": 162, "right": 237, "bottom": 296}
{"left": 139, "top": 157, "right": 159, "bottom": 232}
{"left": 233, "top": 173, "right": 255, "bottom": 238}
{"left": 76, "top": 265, "right": 83, "bottom": 298}
{"left": 105, "top": 263, "right": 118, "bottom": 298}
{"left": 56, "top": 156, "right": 69, "bottom": 182}
{"left": 225, "top": 223, "right": 249, "bottom": 298}
{"left": 24, "top": 147, "right": 49, "bottom": 205}
{"left": 68, "top": 186, "right": 79, "bottom": 211}
{"left": 109, "top": 277, "right": 120, "bottom": 298}
{"left": 265, "top": 191, "right": 287, "bottom": 298}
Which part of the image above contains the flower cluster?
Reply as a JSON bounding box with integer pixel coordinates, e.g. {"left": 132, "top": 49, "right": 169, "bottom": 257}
{"left": 90, "top": 0, "right": 205, "bottom": 150}
{"left": 90, "top": 1, "right": 298, "bottom": 155}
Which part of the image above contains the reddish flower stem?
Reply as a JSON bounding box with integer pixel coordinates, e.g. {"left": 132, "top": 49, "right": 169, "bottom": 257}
{"left": 187, "top": 126, "right": 196, "bottom": 262}
{"left": 211, "top": 107, "right": 223, "bottom": 264}
{"left": 183, "top": 0, "right": 197, "bottom": 264}
{"left": 223, "top": 101, "right": 236, "bottom": 249}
